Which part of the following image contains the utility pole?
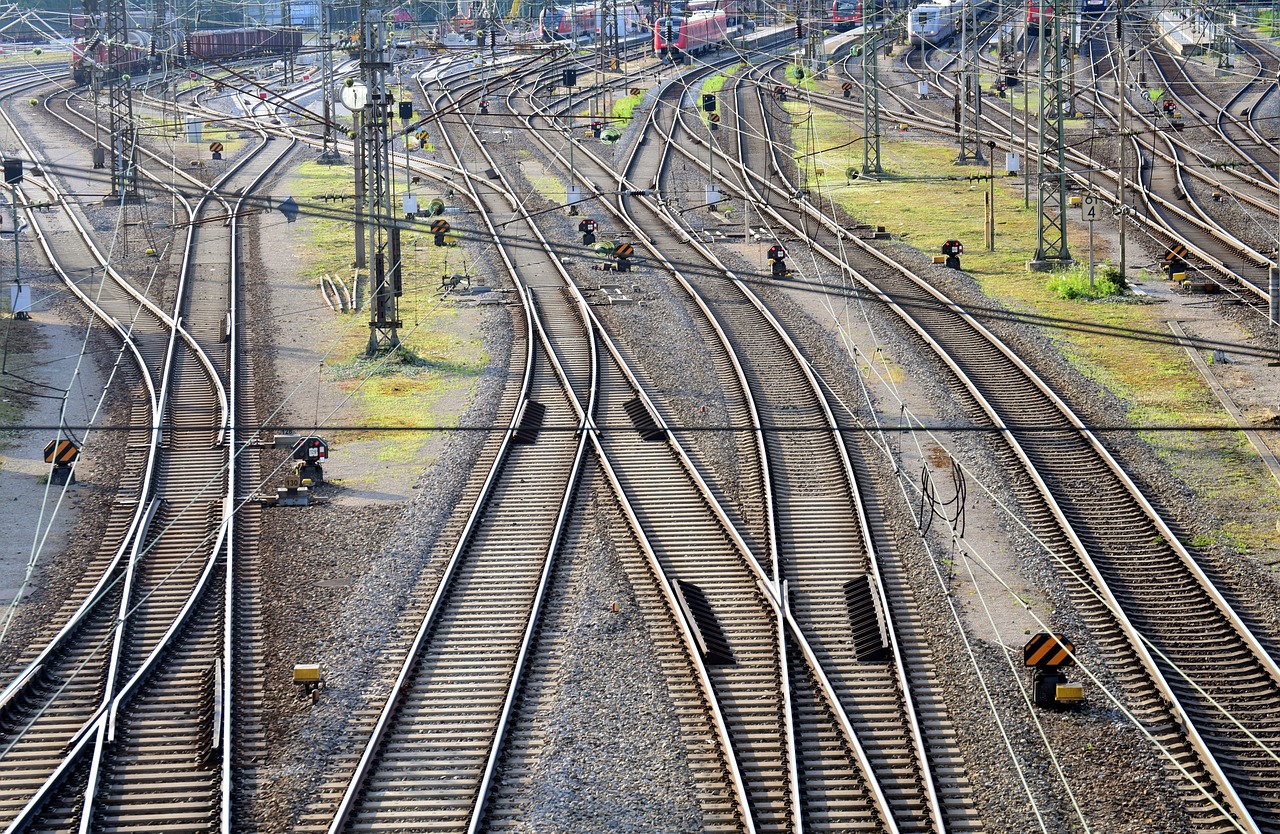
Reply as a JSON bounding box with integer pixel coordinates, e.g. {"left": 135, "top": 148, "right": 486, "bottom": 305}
{"left": 104, "top": 0, "right": 139, "bottom": 201}
{"left": 1029, "top": 0, "right": 1071, "bottom": 269}
{"left": 1117, "top": 0, "right": 1126, "bottom": 283}
{"left": 956, "top": 0, "right": 982, "bottom": 163}
{"left": 319, "top": 0, "right": 341, "bottom": 162}
{"left": 861, "top": 31, "right": 881, "bottom": 177}
{"left": 359, "top": 2, "right": 401, "bottom": 355}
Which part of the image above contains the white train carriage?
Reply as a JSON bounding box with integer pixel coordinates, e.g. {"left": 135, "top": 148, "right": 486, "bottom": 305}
{"left": 906, "top": 0, "right": 991, "bottom": 45}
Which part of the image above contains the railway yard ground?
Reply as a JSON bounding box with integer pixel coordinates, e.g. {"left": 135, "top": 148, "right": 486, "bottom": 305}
{"left": 4, "top": 13, "right": 1280, "bottom": 833}
{"left": 6, "top": 105, "right": 1274, "bottom": 834}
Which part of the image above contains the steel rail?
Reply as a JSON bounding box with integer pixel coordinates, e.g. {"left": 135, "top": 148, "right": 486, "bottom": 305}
{"left": 673, "top": 67, "right": 1278, "bottom": 829}
{"left": 427, "top": 60, "right": 760, "bottom": 832}
{"left": 323, "top": 63, "right": 544, "bottom": 823}
{"left": 424, "top": 67, "right": 605, "bottom": 834}
{"left": 514, "top": 57, "right": 909, "bottom": 834}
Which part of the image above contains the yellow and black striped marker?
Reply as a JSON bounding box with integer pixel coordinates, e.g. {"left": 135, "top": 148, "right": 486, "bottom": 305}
{"left": 1165, "top": 243, "right": 1189, "bottom": 262}
{"left": 1023, "top": 632, "right": 1075, "bottom": 668}
{"left": 43, "top": 439, "right": 80, "bottom": 465}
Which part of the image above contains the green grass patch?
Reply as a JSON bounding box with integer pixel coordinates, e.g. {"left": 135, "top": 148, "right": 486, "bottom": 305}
{"left": 1047, "top": 264, "right": 1124, "bottom": 299}
{"left": 289, "top": 159, "right": 489, "bottom": 447}
{"left": 789, "top": 102, "right": 1280, "bottom": 555}
{"left": 702, "top": 63, "right": 742, "bottom": 97}
{"left": 612, "top": 92, "right": 644, "bottom": 123}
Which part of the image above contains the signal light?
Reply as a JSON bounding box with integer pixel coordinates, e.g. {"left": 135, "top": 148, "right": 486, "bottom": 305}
{"left": 563, "top": 68, "right": 576, "bottom": 87}
{"left": 701, "top": 93, "right": 715, "bottom": 111}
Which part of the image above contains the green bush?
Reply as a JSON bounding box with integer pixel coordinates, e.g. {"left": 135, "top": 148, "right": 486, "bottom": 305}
{"left": 1047, "top": 265, "right": 1124, "bottom": 300}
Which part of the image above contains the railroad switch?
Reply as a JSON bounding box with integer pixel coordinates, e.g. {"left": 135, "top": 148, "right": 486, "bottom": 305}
{"left": 1024, "top": 632, "right": 1084, "bottom": 709}
{"left": 293, "top": 664, "right": 324, "bottom": 702}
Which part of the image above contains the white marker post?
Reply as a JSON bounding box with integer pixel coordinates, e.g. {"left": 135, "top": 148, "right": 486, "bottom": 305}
{"left": 1080, "top": 194, "right": 1099, "bottom": 287}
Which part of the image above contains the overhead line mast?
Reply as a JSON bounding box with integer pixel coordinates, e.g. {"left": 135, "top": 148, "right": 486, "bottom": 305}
{"left": 956, "top": 0, "right": 983, "bottom": 163}
{"left": 861, "top": 7, "right": 881, "bottom": 177}
{"left": 102, "top": 0, "right": 140, "bottom": 201}
{"left": 358, "top": 1, "right": 402, "bottom": 355}
{"left": 1030, "top": 0, "right": 1071, "bottom": 270}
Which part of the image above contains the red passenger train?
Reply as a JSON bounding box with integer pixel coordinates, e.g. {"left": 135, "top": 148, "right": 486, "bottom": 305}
{"left": 1026, "top": 0, "right": 1052, "bottom": 32}
{"left": 654, "top": 10, "right": 727, "bottom": 61}
{"left": 831, "top": 0, "right": 862, "bottom": 27}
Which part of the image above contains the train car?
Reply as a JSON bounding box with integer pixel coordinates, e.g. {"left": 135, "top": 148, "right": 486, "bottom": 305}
{"left": 541, "top": 4, "right": 597, "bottom": 40}
{"left": 906, "top": 0, "right": 992, "bottom": 44}
{"left": 907, "top": 0, "right": 959, "bottom": 44}
{"left": 654, "top": 9, "right": 727, "bottom": 60}
{"left": 541, "top": 4, "right": 643, "bottom": 41}
{"left": 1079, "top": 0, "right": 1106, "bottom": 15}
{"left": 675, "top": 0, "right": 741, "bottom": 26}
{"left": 832, "top": 0, "right": 862, "bottom": 28}
{"left": 1026, "top": 0, "right": 1052, "bottom": 33}
{"left": 186, "top": 27, "right": 302, "bottom": 62}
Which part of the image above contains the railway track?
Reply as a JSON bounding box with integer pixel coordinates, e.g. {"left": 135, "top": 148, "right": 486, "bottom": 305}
{"left": 322, "top": 60, "right": 764, "bottom": 832}
{"left": 0, "top": 71, "right": 291, "bottom": 830}
{"left": 509, "top": 56, "right": 967, "bottom": 832}
{"left": 654, "top": 46, "right": 1280, "bottom": 830}
{"left": 5, "top": 22, "right": 1275, "bottom": 831}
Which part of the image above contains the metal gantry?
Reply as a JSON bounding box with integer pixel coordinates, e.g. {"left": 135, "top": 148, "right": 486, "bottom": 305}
{"left": 861, "top": 32, "right": 881, "bottom": 177}
{"left": 103, "top": 0, "right": 138, "bottom": 200}
{"left": 956, "top": 0, "right": 983, "bottom": 164}
{"left": 359, "top": 3, "right": 402, "bottom": 355}
{"left": 1032, "top": 0, "right": 1071, "bottom": 268}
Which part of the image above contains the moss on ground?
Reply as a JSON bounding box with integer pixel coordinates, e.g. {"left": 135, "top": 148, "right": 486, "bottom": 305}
{"left": 790, "top": 101, "right": 1280, "bottom": 556}
{"left": 289, "top": 160, "right": 488, "bottom": 453}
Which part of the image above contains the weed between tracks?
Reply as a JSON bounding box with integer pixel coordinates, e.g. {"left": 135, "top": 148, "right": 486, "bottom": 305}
{"left": 787, "top": 98, "right": 1280, "bottom": 557}
{"left": 288, "top": 160, "right": 488, "bottom": 453}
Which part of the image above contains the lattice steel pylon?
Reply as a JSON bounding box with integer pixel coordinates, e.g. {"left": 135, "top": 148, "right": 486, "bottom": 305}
{"left": 319, "top": 0, "right": 341, "bottom": 162}
{"left": 104, "top": 0, "right": 138, "bottom": 200}
{"left": 1211, "top": 1, "right": 1233, "bottom": 68}
{"left": 600, "top": 0, "right": 620, "bottom": 71}
{"left": 360, "top": 3, "right": 402, "bottom": 355}
{"left": 861, "top": 33, "right": 881, "bottom": 177}
{"left": 1031, "top": 0, "right": 1071, "bottom": 268}
{"left": 956, "top": 0, "right": 983, "bottom": 163}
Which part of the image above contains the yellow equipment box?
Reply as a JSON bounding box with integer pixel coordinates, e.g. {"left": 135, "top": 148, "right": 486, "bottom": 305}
{"left": 293, "top": 664, "right": 323, "bottom": 684}
{"left": 1055, "top": 683, "right": 1085, "bottom": 704}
